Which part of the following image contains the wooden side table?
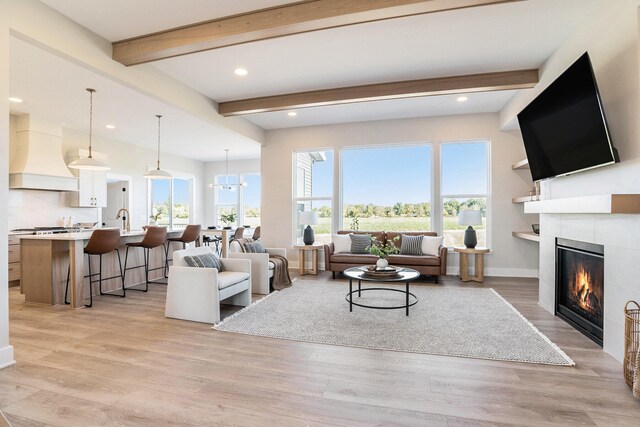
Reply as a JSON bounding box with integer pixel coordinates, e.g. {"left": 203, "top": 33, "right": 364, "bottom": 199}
{"left": 294, "top": 244, "right": 323, "bottom": 275}
{"left": 454, "top": 247, "right": 490, "bottom": 283}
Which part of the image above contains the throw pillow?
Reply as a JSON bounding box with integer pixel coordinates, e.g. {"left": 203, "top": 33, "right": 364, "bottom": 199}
{"left": 241, "top": 240, "right": 266, "bottom": 253}
{"left": 183, "top": 253, "right": 224, "bottom": 271}
{"left": 332, "top": 234, "right": 352, "bottom": 253}
{"left": 350, "top": 234, "right": 371, "bottom": 254}
{"left": 422, "top": 236, "right": 444, "bottom": 256}
{"left": 400, "top": 234, "right": 423, "bottom": 255}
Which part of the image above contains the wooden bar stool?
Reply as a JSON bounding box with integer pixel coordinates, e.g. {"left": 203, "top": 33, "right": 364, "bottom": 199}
{"left": 65, "top": 228, "right": 124, "bottom": 308}
{"left": 123, "top": 226, "right": 168, "bottom": 292}
{"left": 164, "top": 224, "right": 201, "bottom": 276}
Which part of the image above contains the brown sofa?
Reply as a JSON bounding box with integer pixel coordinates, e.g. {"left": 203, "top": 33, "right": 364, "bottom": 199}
{"left": 324, "top": 230, "right": 448, "bottom": 282}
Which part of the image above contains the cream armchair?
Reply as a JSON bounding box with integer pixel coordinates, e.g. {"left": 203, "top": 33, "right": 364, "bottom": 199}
{"left": 229, "top": 240, "right": 286, "bottom": 295}
{"left": 165, "top": 246, "right": 251, "bottom": 324}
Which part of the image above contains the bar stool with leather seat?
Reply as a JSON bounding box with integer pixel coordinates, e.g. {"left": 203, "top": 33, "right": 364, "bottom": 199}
{"left": 123, "top": 226, "right": 168, "bottom": 292}
{"left": 252, "top": 226, "right": 261, "bottom": 240}
{"left": 164, "top": 224, "right": 201, "bottom": 276}
{"left": 65, "top": 228, "right": 125, "bottom": 308}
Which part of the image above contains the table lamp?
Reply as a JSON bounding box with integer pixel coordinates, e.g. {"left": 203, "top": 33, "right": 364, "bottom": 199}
{"left": 299, "top": 210, "right": 319, "bottom": 245}
{"left": 458, "top": 210, "right": 482, "bottom": 248}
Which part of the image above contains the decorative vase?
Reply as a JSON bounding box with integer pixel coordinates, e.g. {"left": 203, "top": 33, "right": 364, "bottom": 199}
{"left": 149, "top": 220, "right": 157, "bottom": 226}
{"left": 376, "top": 257, "right": 389, "bottom": 269}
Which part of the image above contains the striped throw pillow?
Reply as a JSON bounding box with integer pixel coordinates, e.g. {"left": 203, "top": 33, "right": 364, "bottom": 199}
{"left": 241, "top": 240, "right": 266, "bottom": 253}
{"left": 400, "top": 235, "right": 423, "bottom": 256}
{"left": 183, "top": 253, "right": 224, "bottom": 271}
{"left": 350, "top": 234, "right": 371, "bottom": 254}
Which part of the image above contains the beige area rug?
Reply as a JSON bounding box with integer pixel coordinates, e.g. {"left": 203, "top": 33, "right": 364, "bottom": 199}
{"left": 214, "top": 282, "right": 575, "bottom": 366}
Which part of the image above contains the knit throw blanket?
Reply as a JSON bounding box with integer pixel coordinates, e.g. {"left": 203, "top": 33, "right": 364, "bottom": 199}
{"left": 234, "top": 238, "right": 292, "bottom": 291}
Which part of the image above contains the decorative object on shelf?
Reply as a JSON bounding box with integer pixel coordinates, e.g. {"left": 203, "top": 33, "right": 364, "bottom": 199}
{"left": 68, "top": 88, "right": 110, "bottom": 170}
{"left": 367, "top": 235, "right": 399, "bottom": 268}
{"left": 144, "top": 115, "right": 172, "bottom": 179}
{"left": 458, "top": 209, "right": 482, "bottom": 248}
{"left": 220, "top": 212, "right": 237, "bottom": 229}
{"left": 298, "top": 210, "right": 318, "bottom": 245}
{"left": 532, "top": 224, "right": 540, "bottom": 234}
{"left": 208, "top": 149, "right": 247, "bottom": 190}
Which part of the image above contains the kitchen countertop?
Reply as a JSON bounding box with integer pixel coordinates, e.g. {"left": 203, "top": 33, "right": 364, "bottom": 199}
{"left": 19, "top": 229, "right": 183, "bottom": 241}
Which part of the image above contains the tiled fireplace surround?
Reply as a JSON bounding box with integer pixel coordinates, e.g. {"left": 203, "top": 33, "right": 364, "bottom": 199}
{"left": 539, "top": 213, "right": 640, "bottom": 361}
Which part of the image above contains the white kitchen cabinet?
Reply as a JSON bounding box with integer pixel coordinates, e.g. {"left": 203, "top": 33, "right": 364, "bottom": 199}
{"left": 66, "top": 170, "right": 107, "bottom": 207}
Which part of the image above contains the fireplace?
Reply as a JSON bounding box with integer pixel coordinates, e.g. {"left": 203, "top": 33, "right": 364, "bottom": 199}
{"left": 555, "top": 238, "right": 604, "bottom": 346}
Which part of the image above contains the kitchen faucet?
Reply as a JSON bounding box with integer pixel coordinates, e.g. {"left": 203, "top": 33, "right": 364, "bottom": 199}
{"left": 116, "top": 208, "right": 131, "bottom": 233}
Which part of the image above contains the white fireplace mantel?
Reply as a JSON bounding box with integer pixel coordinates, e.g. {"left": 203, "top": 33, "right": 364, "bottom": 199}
{"left": 525, "top": 194, "right": 640, "bottom": 214}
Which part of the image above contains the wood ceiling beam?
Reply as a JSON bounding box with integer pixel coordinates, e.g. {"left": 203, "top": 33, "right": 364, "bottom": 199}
{"left": 112, "top": 0, "right": 524, "bottom": 66}
{"left": 218, "top": 69, "right": 539, "bottom": 116}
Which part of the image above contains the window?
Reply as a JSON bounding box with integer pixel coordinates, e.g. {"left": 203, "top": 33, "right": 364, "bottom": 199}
{"left": 242, "top": 174, "right": 261, "bottom": 228}
{"left": 214, "top": 174, "right": 261, "bottom": 228}
{"left": 215, "top": 174, "right": 239, "bottom": 227}
{"left": 342, "top": 145, "right": 431, "bottom": 232}
{"left": 293, "top": 150, "right": 333, "bottom": 244}
{"left": 149, "top": 176, "right": 195, "bottom": 228}
{"left": 440, "top": 141, "right": 489, "bottom": 247}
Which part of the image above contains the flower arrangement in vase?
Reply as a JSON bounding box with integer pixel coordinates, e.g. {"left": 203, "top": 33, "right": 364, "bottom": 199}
{"left": 367, "top": 236, "right": 399, "bottom": 269}
{"left": 149, "top": 205, "right": 165, "bottom": 225}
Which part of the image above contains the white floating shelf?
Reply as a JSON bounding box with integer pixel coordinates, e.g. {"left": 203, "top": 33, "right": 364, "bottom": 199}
{"left": 511, "top": 159, "right": 529, "bottom": 170}
{"left": 512, "top": 231, "right": 540, "bottom": 242}
{"left": 524, "top": 194, "right": 640, "bottom": 214}
{"left": 512, "top": 196, "right": 533, "bottom": 203}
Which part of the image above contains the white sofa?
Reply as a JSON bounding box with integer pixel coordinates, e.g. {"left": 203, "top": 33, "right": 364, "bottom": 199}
{"left": 165, "top": 246, "right": 251, "bottom": 324}
{"left": 229, "top": 240, "right": 286, "bottom": 295}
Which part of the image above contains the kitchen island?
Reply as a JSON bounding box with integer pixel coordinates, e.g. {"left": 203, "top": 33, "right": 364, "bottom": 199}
{"left": 20, "top": 229, "right": 183, "bottom": 309}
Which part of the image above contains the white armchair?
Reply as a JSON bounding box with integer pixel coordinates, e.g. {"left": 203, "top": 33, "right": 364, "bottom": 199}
{"left": 229, "top": 240, "right": 286, "bottom": 295}
{"left": 165, "top": 246, "right": 251, "bottom": 324}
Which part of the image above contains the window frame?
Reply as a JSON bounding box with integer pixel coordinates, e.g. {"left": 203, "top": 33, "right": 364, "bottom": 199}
{"left": 213, "top": 173, "right": 261, "bottom": 227}
{"left": 439, "top": 139, "right": 491, "bottom": 249}
{"left": 292, "top": 149, "right": 334, "bottom": 246}
{"left": 147, "top": 171, "right": 196, "bottom": 229}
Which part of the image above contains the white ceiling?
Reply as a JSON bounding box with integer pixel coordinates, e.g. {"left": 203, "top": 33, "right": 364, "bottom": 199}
{"left": 21, "top": 0, "right": 602, "bottom": 149}
{"left": 9, "top": 37, "right": 261, "bottom": 162}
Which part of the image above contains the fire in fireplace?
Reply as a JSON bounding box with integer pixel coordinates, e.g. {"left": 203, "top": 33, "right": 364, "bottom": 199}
{"left": 556, "top": 238, "right": 604, "bottom": 346}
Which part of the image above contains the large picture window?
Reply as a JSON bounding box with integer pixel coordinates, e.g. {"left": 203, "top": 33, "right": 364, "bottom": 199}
{"left": 342, "top": 145, "right": 431, "bottom": 232}
{"left": 214, "top": 174, "right": 261, "bottom": 228}
{"left": 149, "top": 176, "right": 195, "bottom": 228}
{"left": 440, "top": 141, "right": 489, "bottom": 247}
{"left": 293, "top": 150, "right": 333, "bottom": 244}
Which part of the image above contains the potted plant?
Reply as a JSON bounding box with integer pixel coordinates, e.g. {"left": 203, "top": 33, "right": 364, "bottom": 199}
{"left": 149, "top": 205, "right": 165, "bottom": 225}
{"left": 220, "top": 212, "right": 237, "bottom": 229}
{"left": 367, "top": 236, "right": 399, "bottom": 269}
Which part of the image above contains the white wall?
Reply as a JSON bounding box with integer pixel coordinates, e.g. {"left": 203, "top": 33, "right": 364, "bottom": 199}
{"left": 262, "top": 113, "right": 539, "bottom": 277}
{"left": 0, "top": 0, "right": 15, "bottom": 369}
{"left": 500, "top": 0, "right": 640, "bottom": 200}
{"left": 204, "top": 158, "right": 260, "bottom": 226}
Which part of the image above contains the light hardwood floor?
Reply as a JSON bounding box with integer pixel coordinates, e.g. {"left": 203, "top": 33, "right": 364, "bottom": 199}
{"left": 1, "top": 273, "right": 639, "bottom": 426}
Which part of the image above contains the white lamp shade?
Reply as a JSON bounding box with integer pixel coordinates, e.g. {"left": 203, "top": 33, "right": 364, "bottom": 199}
{"left": 458, "top": 209, "right": 482, "bottom": 226}
{"left": 68, "top": 156, "right": 110, "bottom": 171}
{"left": 144, "top": 168, "right": 173, "bottom": 179}
{"left": 298, "top": 210, "right": 319, "bottom": 225}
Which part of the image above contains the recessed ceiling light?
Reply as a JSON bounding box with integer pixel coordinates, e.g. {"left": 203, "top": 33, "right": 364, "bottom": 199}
{"left": 8, "top": 97, "right": 23, "bottom": 103}
{"left": 288, "top": 111, "right": 297, "bottom": 117}
{"left": 105, "top": 124, "right": 115, "bottom": 129}
{"left": 457, "top": 96, "right": 468, "bottom": 102}
{"left": 234, "top": 68, "right": 248, "bottom": 76}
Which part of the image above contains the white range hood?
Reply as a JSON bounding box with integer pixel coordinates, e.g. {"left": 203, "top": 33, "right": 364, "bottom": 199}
{"left": 9, "top": 115, "right": 78, "bottom": 192}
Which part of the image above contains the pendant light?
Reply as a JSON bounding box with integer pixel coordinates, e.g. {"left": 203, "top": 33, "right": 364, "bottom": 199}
{"left": 68, "top": 88, "right": 110, "bottom": 170}
{"left": 208, "top": 149, "right": 247, "bottom": 190}
{"left": 144, "top": 115, "right": 172, "bottom": 179}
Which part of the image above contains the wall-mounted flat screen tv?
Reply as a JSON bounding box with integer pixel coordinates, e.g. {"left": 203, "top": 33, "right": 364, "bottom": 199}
{"left": 517, "top": 52, "right": 618, "bottom": 182}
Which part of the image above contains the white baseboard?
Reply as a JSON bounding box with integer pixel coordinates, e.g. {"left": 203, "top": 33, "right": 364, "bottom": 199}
{"left": 446, "top": 266, "right": 538, "bottom": 278}
{"left": 0, "top": 345, "right": 15, "bottom": 370}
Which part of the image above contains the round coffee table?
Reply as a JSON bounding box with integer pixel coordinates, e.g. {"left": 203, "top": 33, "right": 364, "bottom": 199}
{"left": 343, "top": 266, "right": 420, "bottom": 316}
